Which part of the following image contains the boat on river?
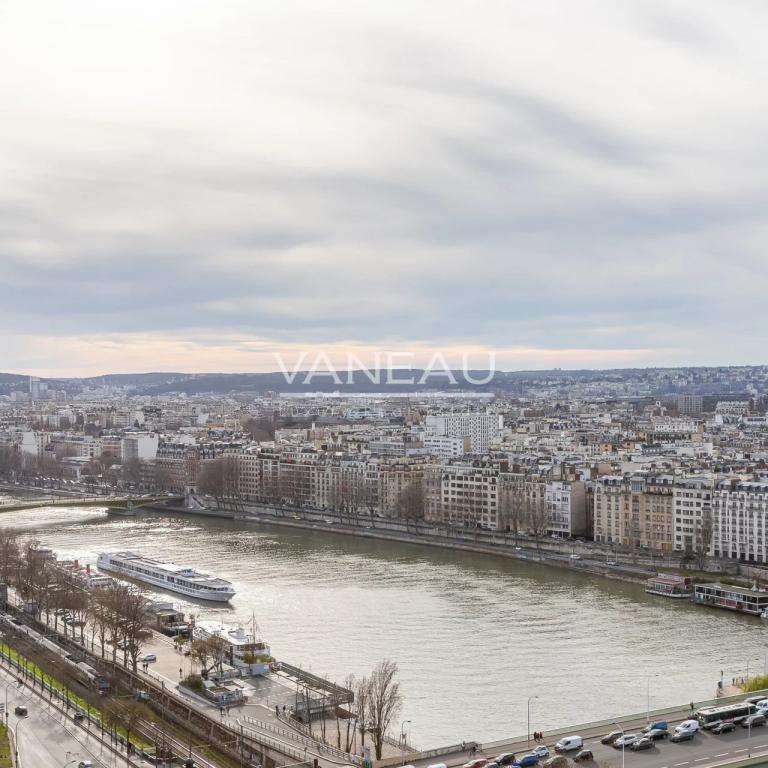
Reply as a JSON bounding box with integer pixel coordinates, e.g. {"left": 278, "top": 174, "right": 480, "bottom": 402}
{"left": 96, "top": 551, "right": 236, "bottom": 602}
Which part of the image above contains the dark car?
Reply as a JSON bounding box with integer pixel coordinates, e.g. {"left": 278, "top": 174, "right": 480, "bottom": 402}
{"left": 573, "top": 750, "right": 593, "bottom": 763}
{"left": 629, "top": 737, "right": 654, "bottom": 752}
{"left": 742, "top": 714, "right": 766, "bottom": 728}
{"left": 496, "top": 755, "right": 517, "bottom": 766}
{"left": 712, "top": 720, "right": 736, "bottom": 734}
{"left": 73, "top": 711, "right": 85, "bottom": 722}
{"left": 600, "top": 730, "right": 623, "bottom": 745}
{"left": 671, "top": 730, "right": 695, "bottom": 743}
{"left": 646, "top": 729, "right": 668, "bottom": 741}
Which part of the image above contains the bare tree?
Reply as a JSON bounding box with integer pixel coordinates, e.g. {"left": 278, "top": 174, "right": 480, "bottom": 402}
{"left": 190, "top": 635, "right": 230, "bottom": 679}
{"left": 396, "top": 481, "right": 425, "bottom": 529}
{"left": 366, "top": 659, "right": 403, "bottom": 760}
{"left": 694, "top": 510, "right": 714, "bottom": 570}
{"left": 525, "top": 487, "right": 549, "bottom": 556}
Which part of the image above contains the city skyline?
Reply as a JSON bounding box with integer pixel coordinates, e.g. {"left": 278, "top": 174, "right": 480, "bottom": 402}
{"left": 2, "top": 1, "right": 766, "bottom": 375}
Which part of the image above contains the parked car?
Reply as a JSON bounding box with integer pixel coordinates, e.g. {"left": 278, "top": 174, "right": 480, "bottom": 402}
{"left": 531, "top": 746, "right": 549, "bottom": 759}
{"left": 742, "top": 713, "right": 766, "bottom": 728}
{"left": 14, "top": 705, "right": 27, "bottom": 717}
{"left": 646, "top": 729, "right": 668, "bottom": 741}
{"left": 745, "top": 696, "right": 768, "bottom": 705}
{"left": 606, "top": 560, "right": 617, "bottom": 566}
{"left": 512, "top": 755, "right": 538, "bottom": 767}
{"left": 554, "top": 736, "right": 583, "bottom": 753}
{"left": 73, "top": 711, "right": 85, "bottom": 722}
{"left": 140, "top": 653, "right": 157, "bottom": 663}
{"left": 629, "top": 737, "right": 654, "bottom": 751}
{"left": 613, "top": 734, "right": 638, "bottom": 749}
{"left": 573, "top": 750, "right": 593, "bottom": 763}
{"left": 712, "top": 720, "right": 736, "bottom": 734}
{"left": 541, "top": 757, "right": 568, "bottom": 768}
{"left": 671, "top": 730, "right": 695, "bottom": 743}
{"left": 495, "top": 754, "right": 516, "bottom": 766}
{"left": 569, "top": 554, "right": 581, "bottom": 560}
{"left": 463, "top": 759, "right": 488, "bottom": 768}
{"left": 78, "top": 762, "right": 93, "bottom": 768}
{"left": 600, "top": 730, "right": 623, "bottom": 745}
{"left": 643, "top": 720, "right": 668, "bottom": 734}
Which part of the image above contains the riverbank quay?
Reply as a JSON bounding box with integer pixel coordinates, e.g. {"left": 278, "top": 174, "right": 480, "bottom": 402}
{"left": 156, "top": 500, "right": 665, "bottom": 586}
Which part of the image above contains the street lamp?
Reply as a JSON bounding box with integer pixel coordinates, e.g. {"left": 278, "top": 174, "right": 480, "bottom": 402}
{"left": 527, "top": 696, "right": 539, "bottom": 747}
{"left": 14, "top": 715, "right": 25, "bottom": 767}
{"left": 612, "top": 722, "right": 625, "bottom": 768}
{"left": 645, "top": 674, "right": 659, "bottom": 724}
{"left": 400, "top": 719, "right": 411, "bottom": 765}
{"left": 4, "top": 680, "right": 17, "bottom": 725}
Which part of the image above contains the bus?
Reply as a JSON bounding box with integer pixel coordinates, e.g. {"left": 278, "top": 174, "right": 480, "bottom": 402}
{"left": 696, "top": 702, "right": 756, "bottom": 729}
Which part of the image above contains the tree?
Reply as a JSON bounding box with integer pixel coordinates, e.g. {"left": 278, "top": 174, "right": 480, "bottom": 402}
{"left": 396, "top": 481, "right": 424, "bottom": 527}
{"left": 525, "top": 487, "right": 549, "bottom": 556}
{"left": 366, "top": 659, "right": 403, "bottom": 760}
{"left": 198, "top": 459, "right": 225, "bottom": 507}
{"left": 694, "top": 510, "right": 714, "bottom": 570}
{"left": 190, "top": 635, "right": 230, "bottom": 679}
{"left": 242, "top": 417, "right": 275, "bottom": 442}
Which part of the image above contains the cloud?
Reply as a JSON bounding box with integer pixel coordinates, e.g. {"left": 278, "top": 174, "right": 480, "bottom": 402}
{"left": 0, "top": 0, "right": 766, "bottom": 374}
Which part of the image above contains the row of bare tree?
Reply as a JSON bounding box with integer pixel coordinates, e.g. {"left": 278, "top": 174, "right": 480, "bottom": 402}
{"left": 0, "top": 529, "right": 151, "bottom": 672}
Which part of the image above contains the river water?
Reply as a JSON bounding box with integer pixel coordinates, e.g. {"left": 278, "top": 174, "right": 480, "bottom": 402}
{"left": 0, "top": 504, "right": 765, "bottom": 748}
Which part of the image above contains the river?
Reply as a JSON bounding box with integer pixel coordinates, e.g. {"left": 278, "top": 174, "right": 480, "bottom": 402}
{"left": 0, "top": 504, "right": 765, "bottom": 748}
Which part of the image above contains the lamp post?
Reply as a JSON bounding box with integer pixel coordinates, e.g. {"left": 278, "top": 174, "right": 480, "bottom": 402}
{"left": 4, "top": 679, "right": 18, "bottom": 725}
{"left": 612, "top": 722, "right": 625, "bottom": 768}
{"left": 645, "top": 674, "right": 659, "bottom": 724}
{"left": 527, "top": 696, "right": 539, "bottom": 748}
{"left": 14, "top": 715, "right": 25, "bottom": 767}
{"left": 400, "top": 719, "right": 411, "bottom": 765}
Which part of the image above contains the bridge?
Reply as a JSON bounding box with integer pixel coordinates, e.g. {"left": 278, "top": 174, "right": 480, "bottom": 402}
{"left": 0, "top": 492, "right": 184, "bottom": 514}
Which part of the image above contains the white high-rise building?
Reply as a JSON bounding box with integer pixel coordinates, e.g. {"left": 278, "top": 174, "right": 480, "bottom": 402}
{"left": 711, "top": 479, "right": 768, "bottom": 564}
{"left": 425, "top": 412, "right": 502, "bottom": 453}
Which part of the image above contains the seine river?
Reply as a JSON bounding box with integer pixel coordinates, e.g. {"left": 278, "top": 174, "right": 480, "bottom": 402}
{"left": 1, "top": 504, "right": 766, "bottom": 747}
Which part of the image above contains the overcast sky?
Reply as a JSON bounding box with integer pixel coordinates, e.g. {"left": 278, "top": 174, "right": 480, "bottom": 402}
{"left": 1, "top": 0, "right": 766, "bottom": 376}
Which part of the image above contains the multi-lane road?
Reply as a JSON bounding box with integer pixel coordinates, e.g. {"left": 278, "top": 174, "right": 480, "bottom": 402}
{"left": 410, "top": 713, "right": 768, "bottom": 768}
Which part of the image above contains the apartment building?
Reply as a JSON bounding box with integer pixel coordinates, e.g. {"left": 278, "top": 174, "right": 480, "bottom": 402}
{"left": 425, "top": 458, "right": 505, "bottom": 529}
{"left": 672, "top": 477, "right": 713, "bottom": 553}
{"left": 711, "top": 478, "right": 768, "bottom": 564}
{"left": 546, "top": 480, "right": 587, "bottom": 538}
{"left": 424, "top": 412, "right": 502, "bottom": 453}
{"left": 593, "top": 474, "right": 675, "bottom": 551}
{"left": 421, "top": 434, "right": 471, "bottom": 459}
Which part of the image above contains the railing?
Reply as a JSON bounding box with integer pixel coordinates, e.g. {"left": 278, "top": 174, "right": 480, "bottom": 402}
{"left": 242, "top": 714, "right": 356, "bottom": 762}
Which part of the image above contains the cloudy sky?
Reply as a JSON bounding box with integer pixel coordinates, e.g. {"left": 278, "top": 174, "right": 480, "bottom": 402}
{"left": 1, "top": 0, "right": 766, "bottom": 376}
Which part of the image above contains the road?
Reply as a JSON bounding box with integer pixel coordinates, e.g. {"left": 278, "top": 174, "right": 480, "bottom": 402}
{"left": 1, "top": 664, "right": 137, "bottom": 768}
{"left": 410, "top": 715, "right": 768, "bottom": 768}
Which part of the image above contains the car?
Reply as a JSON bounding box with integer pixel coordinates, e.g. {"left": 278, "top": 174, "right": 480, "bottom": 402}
{"left": 140, "top": 653, "right": 157, "bottom": 663}
{"left": 427, "top": 764, "right": 448, "bottom": 768}
{"left": 629, "top": 737, "right": 654, "bottom": 751}
{"left": 613, "top": 734, "right": 638, "bottom": 749}
{"left": 606, "top": 560, "right": 617, "bottom": 566}
{"left": 531, "top": 746, "right": 549, "bottom": 759}
{"left": 742, "top": 713, "right": 766, "bottom": 728}
{"left": 541, "top": 758, "right": 568, "bottom": 768}
{"left": 14, "top": 705, "right": 27, "bottom": 716}
{"left": 495, "top": 754, "right": 516, "bottom": 766}
{"left": 485, "top": 761, "right": 500, "bottom": 768}
{"left": 712, "top": 720, "right": 736, "bottom": 734}
{"left": 573, "top": 750, "right": 593, "bottom": 763}
{"left": 646, "top": 728, "right": 668, "bottom": 741}
{"left": 643, "top": 720, "right": 668, "bottom": 734}
{"left": 745, "top": 696, "right": 768, "bottom": 705}
{"left": 73, "top": 711, "right": 85, "bottom": 722}
{"left": 462, "top": 760, "right": 488, "bottom": 768}
{"left": 78, "top": 762, "right": 93, "bottom": 768}
{"left": 569, "top": 554, "right": 581, "bottom": 560}
{"left": 512, "top": 755, "right": 538, "bottom": 768}
{"left": 600, "top": 730, "right": 623, "bottom": 745}
{"left": 675, "top": 719, "right": 699, "bottom": 734}
{"left": 554, "top": 736, "right": 583, "bottom": 753}
{"left": 670, "top": 730, "right": 695, "bottom": 743}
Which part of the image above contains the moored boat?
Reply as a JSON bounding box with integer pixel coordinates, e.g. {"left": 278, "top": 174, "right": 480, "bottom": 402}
{"left": 97, "top": 551, "right": 235, "bottom": 602}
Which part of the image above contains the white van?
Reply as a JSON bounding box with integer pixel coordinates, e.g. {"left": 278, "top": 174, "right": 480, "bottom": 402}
{"left": 675, "top": 720, "right": 699, "bottom": 734}
{"left": 554, "top": 736, "right": 583, "bottom": 753}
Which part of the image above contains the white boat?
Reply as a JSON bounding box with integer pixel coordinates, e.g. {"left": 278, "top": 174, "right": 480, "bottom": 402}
{"left": 96, "top": 551, "right": 236, "bottom": 602}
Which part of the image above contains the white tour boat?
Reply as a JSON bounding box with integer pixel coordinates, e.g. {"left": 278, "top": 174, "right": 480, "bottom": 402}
{"left": 96, "top": 551, "right": 236, "bottom": 602}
